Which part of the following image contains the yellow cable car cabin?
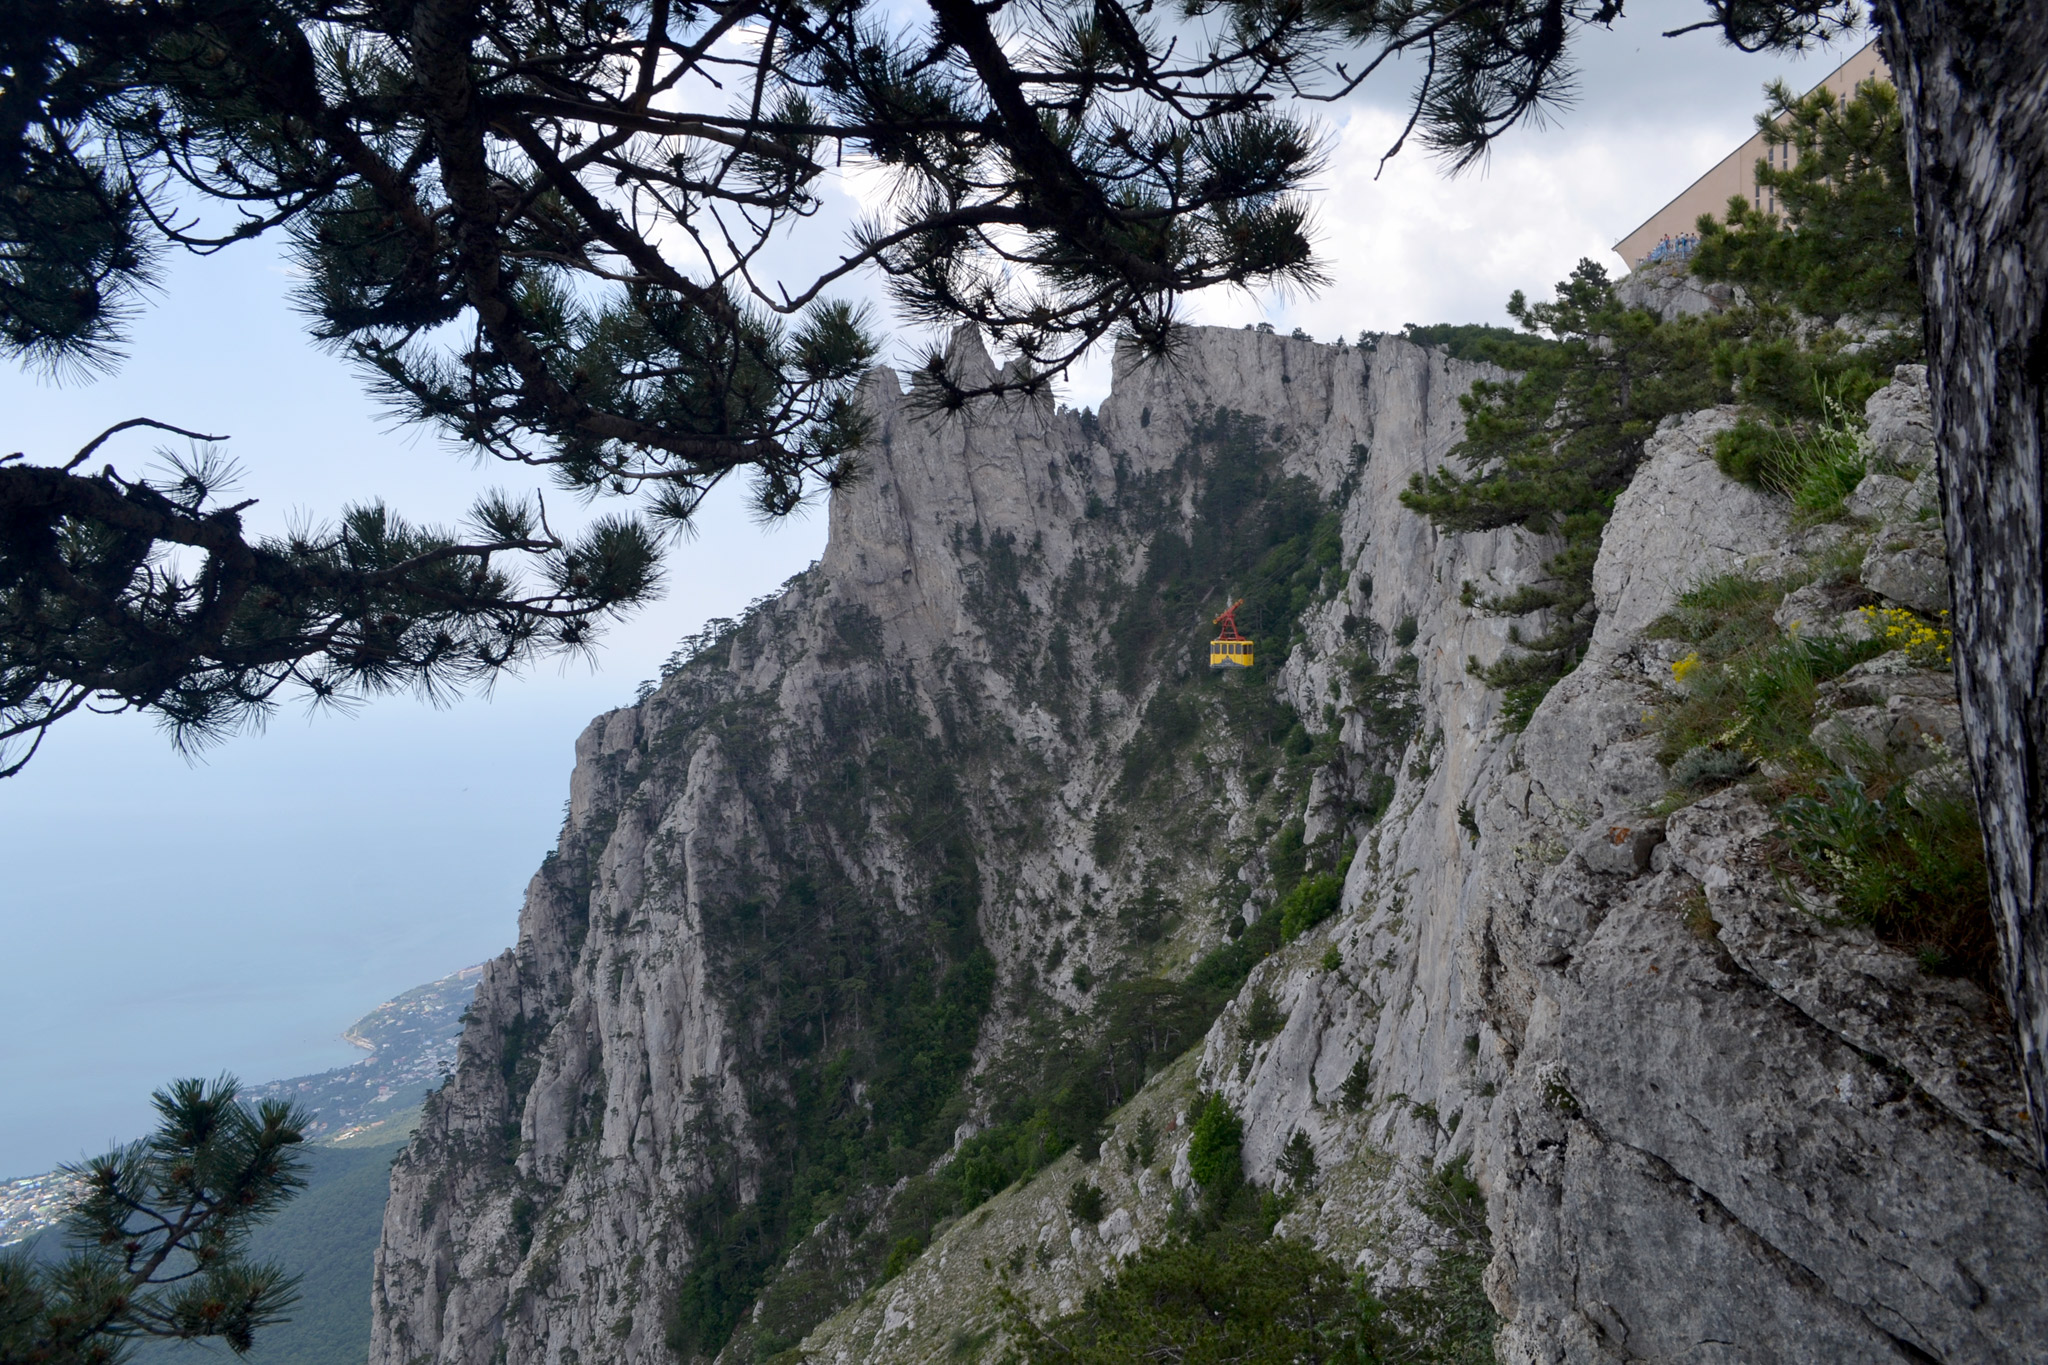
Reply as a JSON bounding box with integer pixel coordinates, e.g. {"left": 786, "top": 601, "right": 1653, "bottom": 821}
{"left": 1210, "top": 599, "right": 1254, "bottom": 670}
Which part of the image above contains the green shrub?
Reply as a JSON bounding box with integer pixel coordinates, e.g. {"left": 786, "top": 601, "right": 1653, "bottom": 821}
{"left": 1186, "top": 903, "right": 1283, "bottom": 996}
{"left": 1691, "top": 78, "right": 1917, "bottom": 320}
{"left": 1003, "top": 1236, "right": 1354, "bottom": 1365}
{"left": 509, "top": 1193, "right": 538, "bottom": 1256}
{"left": 1712, "top": 382, "right": 1868, "bottom": 518}
{"left": 1403, "top": 259, "right": 1726, "bottom": 728}
{"left": 1355, "top": 1155, "right": 1498, "bottom": 1365}
{"left": 944, "top": 970, "right": 1246, "bottom": 1214}
{"left": 1646, "top": 571, "right": 1782, "bottom": 645}
{"left": 1276, "top": 872, "right": 1343, "bottom": 942}
{"left": 1242, "top": 986, "right": 1287, "bottom": 1041}
{"left": 882, "top": 1234, "right": 924, "bottom": 1281}
{"left": 1779, "top": 776, "right": 1995, "bottom": 982}
{"left": 1338, "top": 1054, "right": 1372, "bottom": 1109}
{"left": 1066, "top": 1181, "right": 1106, "bottom": 1225}
{"left": 1713, "top": 417, "right": 1779, "bottom": 485}
{"left": 1126, "top": 1113, "right": 1158, "bottom": 1170}
{"left": 1652, "top": 573, "right": 1996, "bottom": 988}
{"left": 1403, "top": 79, "right": 1919, "bottom": 731}
{"left": 1468, "top": 640, "right": 1578, "bottom": 732}
{"left": 1778, "top": 424, "right": 1867, "bottom": 517}
{"left": 950, "top": 1116, "right": 1054, "bottom": 1207}
{"left": 1652, "top": 574, "right": 1883, "bottom": 778}
{"left": 1187, "top": 1094, "right": 1244, "bottom": 1194}
{"left": 1669, "top": 744, "right": 1754, "bottom": 791}
{"left": 1006, "top": 1151, "right": 1497, "bottom": 1365}
{"left": 1269, "top": 818, "right": 1308, "bottom": 895}
{"left": 1276, "top": 1129, "right": 1318, "bottom": 1188}
{"left": 1400, "top": 320, "right": 1556, "bottom": 365}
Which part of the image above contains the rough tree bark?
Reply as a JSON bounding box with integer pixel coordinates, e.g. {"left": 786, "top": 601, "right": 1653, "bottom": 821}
{"left": 1875, "top": 0, "right": 2048, "bottom": 1171}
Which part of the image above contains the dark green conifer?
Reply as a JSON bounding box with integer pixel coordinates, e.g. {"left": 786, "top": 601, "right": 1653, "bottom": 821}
{"left": 1401, "top": 78, "right": 1918, "bottom": 729}
{"left": 0, "top": 1077, "right": 308, "bottom": 1365}
{"left": 1692, "top": 78, "right": 1917, "bottom": 319}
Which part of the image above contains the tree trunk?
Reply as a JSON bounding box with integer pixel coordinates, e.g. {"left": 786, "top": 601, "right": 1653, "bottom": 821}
{"left": 1875, "top": 0, "right": 2048, "bottom": 1171}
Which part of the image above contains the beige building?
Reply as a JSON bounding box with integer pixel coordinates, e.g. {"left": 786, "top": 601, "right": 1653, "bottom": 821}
{"left": 1612, "top": 42, "right": 1890, "bottom": 269}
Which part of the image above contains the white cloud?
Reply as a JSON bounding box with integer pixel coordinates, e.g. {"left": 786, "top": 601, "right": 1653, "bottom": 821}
{"left": 1047, "top": 10, "right": 1870, "bottom": 406}
{"left": 1050, "top": 111, "right": 1734, "bottom": 408}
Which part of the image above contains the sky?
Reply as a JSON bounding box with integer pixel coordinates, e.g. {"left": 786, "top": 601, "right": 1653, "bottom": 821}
{"left": 0, "top": 2, "right": 1869, "bottom": 1177}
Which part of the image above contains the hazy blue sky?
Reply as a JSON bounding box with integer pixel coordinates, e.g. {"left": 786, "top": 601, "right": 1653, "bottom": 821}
{"left": 0, "top": 3, "right": 1868, "bottom": 1176}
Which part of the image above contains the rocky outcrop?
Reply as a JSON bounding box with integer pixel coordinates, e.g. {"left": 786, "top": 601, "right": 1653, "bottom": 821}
{"left": 1615, "top": 258, "right": 1743, "bottom": 322}
{"left": 374, "top": 336, "right": 2047, "bottom": 1365}
{"left": 371, "top": 326, "right": 1489, "bottom": 1365}
{"left": 1222, "top": 362, "right": 2044, "bottom": 1365}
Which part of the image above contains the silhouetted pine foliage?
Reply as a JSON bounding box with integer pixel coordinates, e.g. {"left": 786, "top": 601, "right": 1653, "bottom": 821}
{"left": 1, "top": 0, "right": 1863, "bottom": 772}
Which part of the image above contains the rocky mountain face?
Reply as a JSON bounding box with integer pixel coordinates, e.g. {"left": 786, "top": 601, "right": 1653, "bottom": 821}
{"left": 371, "top": 326, "right": 2048, "bottom": 1365}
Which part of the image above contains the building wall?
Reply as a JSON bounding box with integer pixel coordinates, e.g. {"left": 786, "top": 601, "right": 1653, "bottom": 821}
{"left": 1612, "top": 43, "right": 1889, "bottom": 269}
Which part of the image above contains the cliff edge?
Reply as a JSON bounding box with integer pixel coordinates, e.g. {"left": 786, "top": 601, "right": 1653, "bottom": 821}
{"left": 372, "top": 328, "right": 2047, "bottom": 1365}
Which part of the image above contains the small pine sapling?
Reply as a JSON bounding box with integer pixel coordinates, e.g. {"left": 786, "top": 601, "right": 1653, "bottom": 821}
{"left": 1277, "top": 1129, "right": 1319, "bottom": 1188}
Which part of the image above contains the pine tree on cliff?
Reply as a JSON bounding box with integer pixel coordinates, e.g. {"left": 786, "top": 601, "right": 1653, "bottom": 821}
{"left": 3, "top": 0, "right": 2046, "bottom": 1171}
{"left": 0, "top": 1077, "right": 308, "bottom": 1365}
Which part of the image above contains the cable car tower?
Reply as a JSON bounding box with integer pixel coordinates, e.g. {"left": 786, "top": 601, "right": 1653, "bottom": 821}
{"left": 1210, "top": 599, "right": 1254, "bottom": 671}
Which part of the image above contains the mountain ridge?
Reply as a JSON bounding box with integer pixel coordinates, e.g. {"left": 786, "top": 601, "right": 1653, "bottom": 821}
{"left": 372, "top": 323, "right": 2048, "bottom": 1365}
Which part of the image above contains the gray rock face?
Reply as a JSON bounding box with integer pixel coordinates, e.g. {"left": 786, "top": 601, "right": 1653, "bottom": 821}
{"left": 1465, "top": 370, "right": 2043, "bottom": 1364}
{"left": 1469, "top": 388, "right": 2044, "bottom": 1361}
{"left": 1615, "top": 259, "right": 1742, "bottom": 322}
{"left": 370, "top": 326, "right": 1495, "bottom": 1365}
{"left": 373, "top": 345, "right": 2047, "bottom": 1365}
{"left": 1863, "top": 518, "right": 1954, "bottom": 614}
{"left": 1527, "top": 789, "right": 2048, "bottom": 1363}
{"left": 1774, "top": 580, "right": 1880, "bottom": 641}
{"left": 1865, "top": 363, "right": 1934, "bottom": 469}
{"left": 1808, "top": 651, "right": 1965, "bottom": 777}
{"left": 1585, "top": 406, "right": 1786, "bottom": 655}
{"left": 1845, "top": 470, "right": 1924, "bottom": 522}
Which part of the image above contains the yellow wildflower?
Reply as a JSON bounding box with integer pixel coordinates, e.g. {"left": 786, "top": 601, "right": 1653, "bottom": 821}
{"left": 1859, "top": 605, "right": 1952, "bottom": 668}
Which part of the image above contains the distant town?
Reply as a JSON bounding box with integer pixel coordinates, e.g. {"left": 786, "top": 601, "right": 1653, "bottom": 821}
{"left": 0, "top": 1172, "right": 79, "bottom": 1247}
{"left": 0, "top": 964, "right": 483, "bottom": 1246}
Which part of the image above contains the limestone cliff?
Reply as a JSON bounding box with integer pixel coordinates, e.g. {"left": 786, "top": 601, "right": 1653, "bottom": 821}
{"left": 372, "top": 327, "right": 2048, "bottom": 1365}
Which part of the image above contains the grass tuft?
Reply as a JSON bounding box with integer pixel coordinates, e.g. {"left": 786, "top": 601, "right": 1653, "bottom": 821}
{"left": 1713, "top": 382, "right": 1869, "bottom": 520}
{"left": 1778, "top": 776, "right": 1995, "bottom": 982}
{"left": 1652, "top": 573, "right": 1885, "bottom": 780}
{"left": 1652, "top": 569, "right": 1996, "bottom": 987}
